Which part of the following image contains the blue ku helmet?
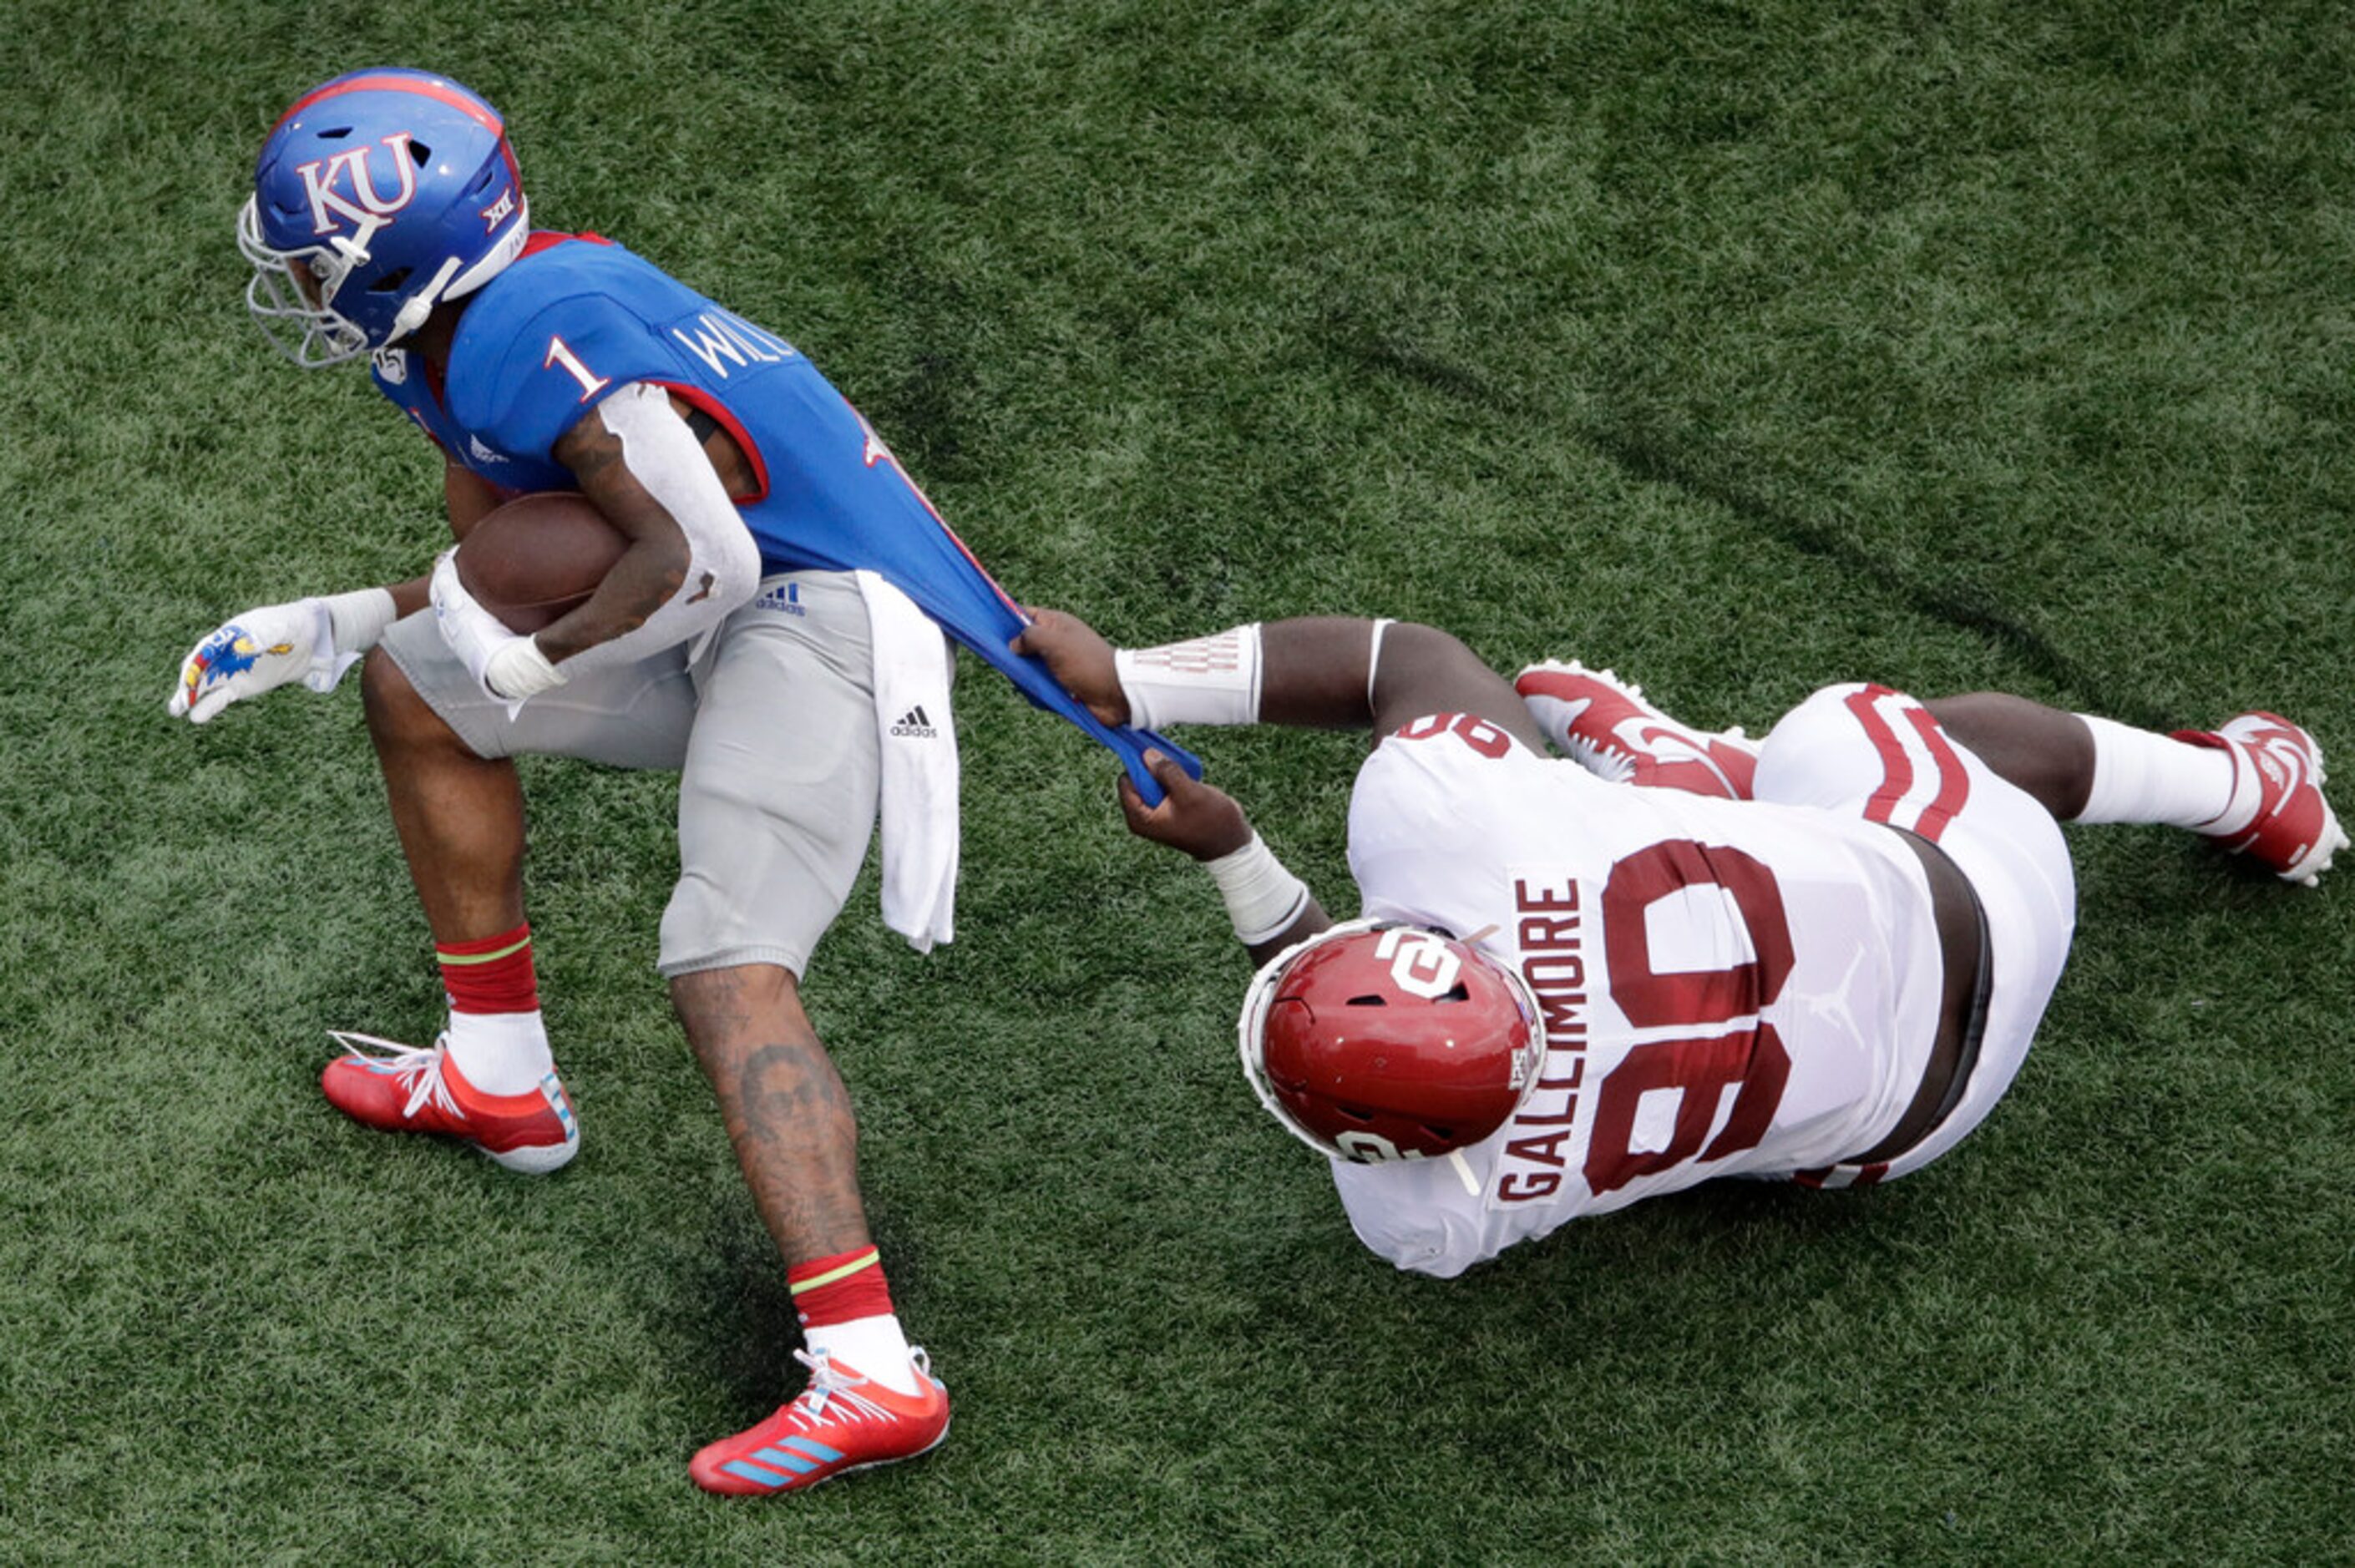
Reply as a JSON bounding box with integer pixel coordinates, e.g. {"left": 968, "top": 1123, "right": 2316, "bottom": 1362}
{"left": 240, "top": 68, "right": 530, "bottom": 367}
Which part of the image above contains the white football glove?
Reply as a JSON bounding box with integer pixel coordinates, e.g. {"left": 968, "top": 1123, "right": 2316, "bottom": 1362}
{"left": 427, "top": 547, "right": 566, "bottom": 709}
{"left": 167, "top": 592, "right": 388, "bottom": 724}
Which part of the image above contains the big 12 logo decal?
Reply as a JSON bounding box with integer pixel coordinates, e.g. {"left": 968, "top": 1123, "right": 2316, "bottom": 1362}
{"left": 298, "top": 132, "right": 421, "bottom": 235}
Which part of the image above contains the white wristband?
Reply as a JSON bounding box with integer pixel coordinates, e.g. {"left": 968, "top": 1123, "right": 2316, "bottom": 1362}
{"left": 322, "top": 586, "right": 399, "bottom": 655}
{"left": 1116, "top": 624, "right": 1263, "bottom": 729}
{"left": 1203, "top": 832, "right": 1311, "bottom": 945}
{"left": 484, "top": 635, "right": 568, "bottom": 702}
{"left": 291, "top": 586, "right": 400, "bottom": 695}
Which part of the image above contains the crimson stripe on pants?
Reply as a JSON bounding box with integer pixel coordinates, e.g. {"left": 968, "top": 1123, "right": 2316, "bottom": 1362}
{"left": 1843, "top": 685, "right": 1970, "bottom": 843}
{"left": 1900, "top": 703, "right": 1971, "bottom": 842}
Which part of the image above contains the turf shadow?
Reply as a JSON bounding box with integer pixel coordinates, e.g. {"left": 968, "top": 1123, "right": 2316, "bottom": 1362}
{"left": 1337, "top": 331, "right": 2170, "bottom": 731}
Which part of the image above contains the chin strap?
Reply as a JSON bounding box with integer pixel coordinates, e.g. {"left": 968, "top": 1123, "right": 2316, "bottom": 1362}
{"left": 387, "top": 255, "right": 464, "bottom": 342}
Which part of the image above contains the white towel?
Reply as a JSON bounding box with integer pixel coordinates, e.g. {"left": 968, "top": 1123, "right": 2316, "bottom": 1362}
{"left": 854, "top": 570, "right": 960, "bottom": 953}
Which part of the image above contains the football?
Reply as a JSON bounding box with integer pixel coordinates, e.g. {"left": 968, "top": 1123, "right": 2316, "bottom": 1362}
{"left": 455, "top": 492, "right": 630, "bottom": 634}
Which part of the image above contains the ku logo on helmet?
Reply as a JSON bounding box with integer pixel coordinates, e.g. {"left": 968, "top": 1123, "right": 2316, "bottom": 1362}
{"left": 296, "top": 132, "right": 422, "bottom": 235}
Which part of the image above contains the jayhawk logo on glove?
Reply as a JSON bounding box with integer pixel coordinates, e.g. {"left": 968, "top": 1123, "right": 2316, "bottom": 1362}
{"left": 182, "top": 624, "right": 297, "bottom": 706}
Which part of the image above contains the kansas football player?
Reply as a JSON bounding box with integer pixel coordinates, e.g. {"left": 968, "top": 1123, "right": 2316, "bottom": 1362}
{"left": 170, "top": 68, "right": 1189, "bottom": 1494}
{"left": 1013, "top": 609, "right": 2342, "bottom": 1276}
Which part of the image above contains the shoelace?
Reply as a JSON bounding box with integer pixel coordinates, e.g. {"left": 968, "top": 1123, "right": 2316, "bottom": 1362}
{"left": 783, "top": 1348, "right": 916, "bottom": 1429}
{"left": 327, "top": 1030, "right": 463, "bottom": 1121}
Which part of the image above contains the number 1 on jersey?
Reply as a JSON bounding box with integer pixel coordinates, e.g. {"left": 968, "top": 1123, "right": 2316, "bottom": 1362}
{"left": 544, "top": 334, "right": 612, "bottom": 402}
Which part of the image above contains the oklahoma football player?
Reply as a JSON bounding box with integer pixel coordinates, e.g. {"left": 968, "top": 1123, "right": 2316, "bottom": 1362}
{"left": 1012, "top": 609, "right": 2342, "bottom": 1276}
{"left": 166, "top": 68, "right": 1188, "bottom": 1495}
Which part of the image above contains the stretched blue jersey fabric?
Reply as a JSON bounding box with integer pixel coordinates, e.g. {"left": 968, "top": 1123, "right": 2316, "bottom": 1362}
{"left": 368, "top": 232, "right": 1196, "bottom": 800}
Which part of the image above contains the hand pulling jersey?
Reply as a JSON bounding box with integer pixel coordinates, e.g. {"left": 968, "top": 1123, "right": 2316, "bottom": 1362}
{"left": 1329, "top": 714, "right": 1952, "bottom": 1277}
{"left": 368, "top": 232, "right": 1188, "bottom": 790}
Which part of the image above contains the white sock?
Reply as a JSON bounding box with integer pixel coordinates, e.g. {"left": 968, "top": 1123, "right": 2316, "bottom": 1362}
{"left": 2073, "top": 715, "right": 2252, "bottom": 832}
{"left": 442, "top": 1009, "right": 556, "bottom": 1095}
{"left": 806, "top": 1313, "right": 920, "bottom": 1395}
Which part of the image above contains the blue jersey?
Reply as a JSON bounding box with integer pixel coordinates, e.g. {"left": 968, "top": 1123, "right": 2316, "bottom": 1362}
{"left": 370, "top": 233, "right": 1193, "bottom": 797}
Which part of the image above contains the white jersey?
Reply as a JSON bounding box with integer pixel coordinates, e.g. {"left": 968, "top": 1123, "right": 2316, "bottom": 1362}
{"left": 1329, "top": 713, "right": 1949, "bottom": 1277}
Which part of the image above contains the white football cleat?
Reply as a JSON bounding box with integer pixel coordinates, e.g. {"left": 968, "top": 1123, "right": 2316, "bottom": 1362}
{"left": 2171, "top": 711, "right": 2347, "bottom": 886}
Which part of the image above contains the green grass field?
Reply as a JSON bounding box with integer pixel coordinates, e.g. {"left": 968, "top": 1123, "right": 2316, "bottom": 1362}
{"left": 4, "top": 0, "right": 2352, "bottom": 1560}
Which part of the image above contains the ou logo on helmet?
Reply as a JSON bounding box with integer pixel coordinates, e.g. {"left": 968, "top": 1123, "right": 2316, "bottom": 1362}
{"left": 1374, "top": 926, "right": 1462, "bottom": 999}
{"left": 296, "top": 132, "right": 422, "bottom": 236}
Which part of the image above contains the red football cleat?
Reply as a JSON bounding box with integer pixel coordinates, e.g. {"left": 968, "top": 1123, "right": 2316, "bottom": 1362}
{"left": 321, "top": 1031, "right": 579, "bottom": 1173}
{"left": 2171, "top": 712, "right": 2347, "bottom": 886}
{"left": 691, "top": 1348, "right": 951, "bottom": 1496}
{"left": 1515, "top": 660, "right": 1760, "bottom": 800}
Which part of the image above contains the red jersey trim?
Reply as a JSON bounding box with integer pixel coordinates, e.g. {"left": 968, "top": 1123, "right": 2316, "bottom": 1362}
{"left": 1900, "top": 705, "right": 1971, "bottom": 842}
{"left": 653, "top": 382, "right": 771, "bottom": 504}
{"left": 847, "top": 403, "right": 1021, "bottom": 616}
{"left": 518, "top": 230, "right": 615, "bottom": 260}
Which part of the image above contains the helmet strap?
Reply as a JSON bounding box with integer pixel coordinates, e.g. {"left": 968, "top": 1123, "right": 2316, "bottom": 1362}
{"left": 387, "top": 255, "right": 464, "bottom": 343}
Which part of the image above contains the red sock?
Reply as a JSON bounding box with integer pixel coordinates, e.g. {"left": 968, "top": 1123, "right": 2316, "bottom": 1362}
{"left": 438, "top": 923, "right": 540, "bottom": 1015}
{"left": 788, "top": 1246, "right": 895, "bottom": 1328}
{"left": 792, "top": 1247, "right": 919, "bottom": 1392}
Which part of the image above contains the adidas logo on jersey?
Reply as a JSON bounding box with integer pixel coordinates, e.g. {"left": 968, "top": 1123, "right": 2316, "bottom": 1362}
{"left": 890, "top": 706, "right": 938, "bottom": 739}
{"left": 754, "top": 582, "right": 807, "bottom": 616}
{"left": 467, "top": 435, "right": 508, "bottom": 467}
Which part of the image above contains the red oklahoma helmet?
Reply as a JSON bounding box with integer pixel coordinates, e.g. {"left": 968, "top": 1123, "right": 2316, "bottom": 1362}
{"left": 1238, "top": 919, "right": 1544, "bottom": 1162}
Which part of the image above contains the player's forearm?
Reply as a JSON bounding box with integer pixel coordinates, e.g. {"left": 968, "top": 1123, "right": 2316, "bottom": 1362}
{"left": 1023, "top": 608, "right": 1540, "bottom": 746}
{"left": 541, "top": 382, "right": 762, "bottom": 670}
{"left": 1121, "top": 617, "right": 1495, "bottom": 729}
{"left": 531, "top": 539, "right": 698, "bottom": 664}
{"left": 1102, "top": 616, "right": 1381, "bottom": 730}
{"left": 534, "top": 528, "right": 762, "bottom": 672}
{"left": 386, "top": 574, "right": 431, "bottom": 620}
{"left": 1139, "top": 616, "right": 1551, "bottom": 751}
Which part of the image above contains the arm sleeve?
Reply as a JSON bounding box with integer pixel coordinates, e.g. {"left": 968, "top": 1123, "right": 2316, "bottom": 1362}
{"left": 550, "top": 381, "right": 763, "bottom": 674}
{"left": 451, "top": 296, "right": 761, "bottom": 668}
